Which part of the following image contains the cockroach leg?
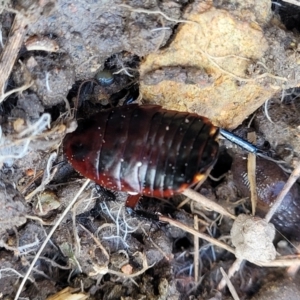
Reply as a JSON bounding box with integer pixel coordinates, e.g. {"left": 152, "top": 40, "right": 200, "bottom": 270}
{"left": 127, "top": 208, "right": 160, "bottom": 221}
{"left": 125, "top": 193, "right": 141, "bottom": 209}
{"left": 95, "top": 185, "right": 116, "bottom": 201}
{"left": 125, "top": 193, "right": 160, "bottom": 221}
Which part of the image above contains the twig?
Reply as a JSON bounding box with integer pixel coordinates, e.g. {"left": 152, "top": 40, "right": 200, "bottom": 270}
{"left": 14, "top": 179, "right": 91, "bottom": 300}
{"left": 197, "top": 48, "right": 288, "bottom": 83}
{"left": 0, "top": 14, "right": 29, "bottom": 96}
{"left": 141, "top": 227, "right": 171, "bottom": 261}
{"left": 151, "top": 27, "right": 171, "bottom": 31}
{"left": 194, "top": 215, "right": 199, "bottom": 282}
{"left": 18, "top": 235, "right": 40, "bottom": 255}
{"left": 265, "top": 161, "right": 300, "bottom": 222}
{"left": 182, "top": 188, "right": 236, "bottom": 220}
{"left": 113, "top": 67, "right": 134, "bottom": 77}
{"left": 0, "top": 240, "right": 19, "bottom": 255}
{"left": 219, "top": 267, "right": 240, "bottom": 300}
{"left": 26, "top": 256, "right": 71, "bottom": 270}
{"left": 153, "top": 16, "right": 167, "bottom": 52}
{"left": 0, "top": 81, "right": 33, "bottom": 103}
{"left": 287, "top": 244, "right": 300, "bottom": 276}
{"left": 264, "top": 99, "right": 274, "bottom": 124}
{"left": 159, "top": 215, "right": 235, "bottom": 254}
{"left": 25, "top": 214, "right": 54, "bottom": 226}
{"left": 71, "top": 194, "right": 97, "bottom": 256}
{"left": 25, "top": 152, "right": 57, "bottom": 201}
{"left": 118, "top": 4, "right": 196, "bottom": 25}
{"left": 218, "top": 258, "right": 243, "bottom": 290}
{"left": 247, "top": 132, "right": 257, "bottom": 215}
{"left": 79, "top": 224, "right": 110, "bottom": 261}
{"left": 177, "top": 196, "right": 190, "bottom": 209}
{"left": 281, "top": 0, "right": 300, "bottom": 6}
{"left": 0, "top": 268, "right": 34, "bottom": 282}
{"left": 259, "top": 258, "right": 300, "bottom": 267}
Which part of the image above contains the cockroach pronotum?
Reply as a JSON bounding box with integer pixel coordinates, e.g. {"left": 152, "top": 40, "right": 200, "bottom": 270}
{"left": 63, "top": 104, "right": 219, "bottom": 209}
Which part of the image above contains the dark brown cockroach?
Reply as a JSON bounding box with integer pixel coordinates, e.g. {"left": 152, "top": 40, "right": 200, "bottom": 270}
{"left": 232, "top": 154, "right": 300, "bottom": 239}
{"left": 63, "top": 104, "right": 219, "bottom": 208}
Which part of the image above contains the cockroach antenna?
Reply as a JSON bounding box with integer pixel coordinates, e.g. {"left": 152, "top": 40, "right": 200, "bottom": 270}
{"left": 219, "top": 129, "right": 267, "bottom": 156}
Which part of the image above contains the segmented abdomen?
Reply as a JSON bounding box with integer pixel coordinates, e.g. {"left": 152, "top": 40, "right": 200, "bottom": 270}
{"left": 63, "top": 104, "right": 219, "bottom": 197}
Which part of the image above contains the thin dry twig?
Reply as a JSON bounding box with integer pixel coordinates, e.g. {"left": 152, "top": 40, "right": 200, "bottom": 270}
{"left": 194, "top": 215, "right": 199, "bottom": 282}
{"left": 14, "top": 179, "right": 91, "bottom": 300}
{"left": 259, "top": 258, "right": 300, "bottom": 267}
{"left": 159, "top": 215, "right": 235, "bottom": 254}
{"left": 26, "top": 255, "right": 71, "bottom": 270}
{"left": 0, "top": 80, "right": 33, "bottom": 103}
{"left": 247, "top": 132, "right": 257, "bottom": 215}
{"left": 25, "top": 215, "right": 54, "bottom": 226}
{"left": 264, "top": 99, "right": 275, "bottom": 124}
{"left": 281, "top": 0, "right": 300, "bottom": 6}
{"left": 287, "top": 244, "right": 300, "bottom": 276}
{"left": 153, "top": 16, "right": 167, "bottom": 52}
{"left": 265, "top": 161, "right": 300, "bottom": 222}
{"left": 25, "top": 152, "right": 58, "bottom": 201}
{"left": 197, "top": 48, "right": 288, "bottom": 83}
{"left": 177, "top": 196, "right": 191, "bottom": 209}
{"left": 21, "top": 170, "right": 44, "bottom": 194}
{"left": 71, "top": 194, "right": 97, "bottom": 256}
{"left": 182, "top": 188, "right": 236, "bottom": 220}
{"left": 141, "top": 227, "right": 171, "bottom": 261}
{"left": 219, "top": 267, "right": 240, "bottom": 300}
{"left": 18, "top": 235, "right": 40, "bottom": 255}
{"left": 0, "top": 14, "right": 29, "bottom": 96}
{"left": 218, "top": 258, "right": 243, "bottom": 290}
{"left": 118, "top": 4, "right": 196, "bottom": 25}
{"left": 248, "top": 155, "right": 257, "bottom": 215}
{"left": 46, "top": 287, "right": 88, "bottom": 300}
{"left": 0, "top": 240, "right": 20, "bottom": 255}
{"left": 0, "top": 268, "right": 34, "bottom": 283}
{"left": 79, "top": 224, "right": 110, "bottom": 261}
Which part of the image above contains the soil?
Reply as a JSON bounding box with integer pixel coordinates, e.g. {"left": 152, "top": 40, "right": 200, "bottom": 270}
{"left": 1, "top": 0, "right": 300, "bottom": 299}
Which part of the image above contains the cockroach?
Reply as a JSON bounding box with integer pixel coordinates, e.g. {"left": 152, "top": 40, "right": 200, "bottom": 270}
{"left": 63, "top": 104, "right": 219, "bottom": 209}
{"left": 232, "top": 154, "right": 300, "bottom": 239}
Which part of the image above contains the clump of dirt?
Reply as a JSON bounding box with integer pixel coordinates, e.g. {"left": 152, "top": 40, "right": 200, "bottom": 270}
{"left": 255, "top": 95, "right": 300, "bottom": 166}
{"left": 0, "top": 181, "right": 27, "bottom": 232}
{"left": 1, "top": 0, "right": 300, "bottom": 299}
{"left": 139, "top": 0, "right": 300, "bottom": 129}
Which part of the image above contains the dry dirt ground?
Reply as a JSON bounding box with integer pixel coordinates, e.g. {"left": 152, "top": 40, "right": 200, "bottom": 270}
{"left": 1, "top": 0, "right": 300, "bottom": 299}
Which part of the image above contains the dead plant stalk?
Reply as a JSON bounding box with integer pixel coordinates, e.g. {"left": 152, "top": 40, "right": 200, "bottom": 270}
{"left": 0, "top": 14, "right": 29, "bottom": 96}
